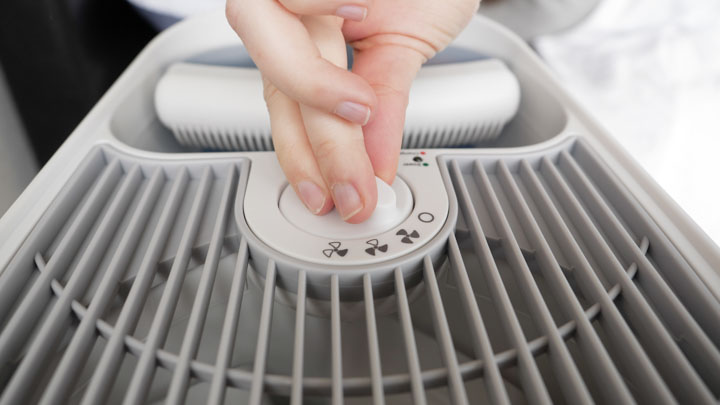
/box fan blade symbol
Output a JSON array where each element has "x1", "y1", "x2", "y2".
[
  {"x1": 323, "y1": 241, "x2": 348, "y2": 258},
  {"x1": 397, "y1": 229, "x2": 420, "y2": 244},
  {"x1": 365, "y1": 239, "x2": 388, "y2": 255}
]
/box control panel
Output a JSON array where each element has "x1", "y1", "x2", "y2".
[{"x1": 243, "y1": 151, "x2": 449, "y2": 266}]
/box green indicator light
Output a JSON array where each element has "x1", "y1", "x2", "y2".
[{"x1": 423, "y1": 163, "x2": 429, "y2": 167}]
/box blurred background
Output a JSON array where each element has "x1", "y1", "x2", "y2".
[{"x1": 0, "y1": 0, "x2": 718, "y2": 244}]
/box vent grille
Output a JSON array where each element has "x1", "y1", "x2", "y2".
[
  {"x1": 402, "y1": 121, "x2": 503, "y2": 149},
  {"x1": 169, "y1": 122, "x2": 504, "y2": 152},
  {"x1": 172, "y1": 126, "x2": 275, "y2": 152},
  {"x1": 0, "y1": 139, "x2": 718, "y2": 404},
  {"x1": 442, "y1": 140, "x2": 720, "y2": 404}
]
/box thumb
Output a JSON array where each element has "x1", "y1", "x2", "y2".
[{"x1": 350, "y1": 45, "x2": 426, "y2": 184}]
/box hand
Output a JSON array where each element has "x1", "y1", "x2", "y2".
[{"x1": 226, "y1": 0, "x2": 478, "y2": 222}]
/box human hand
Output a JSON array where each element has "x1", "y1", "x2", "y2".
[{"x1": 226, "y1": 0, "x2": 479, "y2": 222}]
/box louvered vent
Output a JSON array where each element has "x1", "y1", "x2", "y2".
[
  {"x1": 169, "y1": 122, "x2": 504, "y2": 152},
  {"x1": 0, "y1": 138, "x2": 718, "y2": 404}
]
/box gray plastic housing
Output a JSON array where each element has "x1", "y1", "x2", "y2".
[
  {"x1": 1, "y1": 11, "x2": 718, "y2": 290},
  {"x1": 0, "y1": 10, "x2": 719, "y2": 405}
]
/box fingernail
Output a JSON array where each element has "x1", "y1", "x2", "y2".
[
  {"x1": 297, "y1": 181, "x2": 326, "y2": 215},
  {"x1": 332, "y1": 183, "x2": 363, "y2": 220},
  {"x1": 334, "y1": 101, "x2": 371, "y2": 126},
  {"x1": 335, "y1": 5, "x2": 367, "y2": 22}
]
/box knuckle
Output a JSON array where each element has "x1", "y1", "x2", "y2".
[
  {"x1": 305, "y1": 79, "x2": 325, "y2": 100},
  {"x1": 370, "y1": 82, "x2": 409, "y2": 106},
  {"x1": 313, "y1": 134, "x2": 363, "y2": 163},
  {"x1": 275, "y1": 140, "x2": 312, "y2": 181},
  {"x1": 225, "y1": 0, "x2": 242, "y2": 29},
  {"x1": 226, "y1": 0, "x2": 262, "y2": 39},
  {"x1": 370, "y1": 82, "x2": 404, "y2": 98},
  {"x1": 301, "y1": 73, "x2": 332, "y2": 103},
  {"x1": 277, "y1": 0, "x2": 304, "y2": 13},
  {"x1": 262, "y1": 80, "x2": 283, "y2": 107},
  {"x1": 274, "y1": 139, "x2": 298, "y2": 162},
  {"x1": 312, "y1": 138, "x2": 343, "y2": 162}
]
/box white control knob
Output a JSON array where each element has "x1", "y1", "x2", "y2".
[{"x1": 279, "y1": 177, "x2": 413, "y2": 240}]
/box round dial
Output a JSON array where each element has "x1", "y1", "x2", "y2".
[
  {"x1": 279, "y1": 177, "x2": 413, "y2": 240},
  {"x1": 243, "y1": 151, "x2": 449, "y2": 267}
]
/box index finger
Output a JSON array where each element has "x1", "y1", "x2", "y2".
[
  {"x1": 299, "y1": 16, "x2": 378, "y2": 223},
  {"x1": 226, "y1": 0, "x2": 377, "y2": 124}
]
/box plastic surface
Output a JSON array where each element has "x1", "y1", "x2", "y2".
[
  {"x1": 154, "y1": 59, "x2": 521, "y2": 151},
  {"x1": 279, "y1": 176, "x2": 413, "y2": 240},
  {"x1": 1, "y1": 139, "x2": 719, "y2": 405},
  {"x1": 243, "y1": 151, "x2": 449, "y2": 267},
  {"x1": 1, "y1": 10, "x2": 720, "y2": 405}
]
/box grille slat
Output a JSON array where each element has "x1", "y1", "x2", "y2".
[
  {"x1": 248, "y1": 261, "x2": 276, "y2": 405},
  {"x1": 208, "y1": 237, "x2": 250, "y2": 405},
  {"x1": 331, "y1": 275, "x2": 343, "y2": 405},
  {"x1": 290, "y1": 270, "x2": 307, "y2": 405},
  {"x1": 394, "y1": 268, "x2": 427, "y2": 405},
  {"x1": 363, "y1": 274, "x2": 385, "y2": 405},
  {"x1": 423, "y1": 256, "x2": 470, "y2": 404}
]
